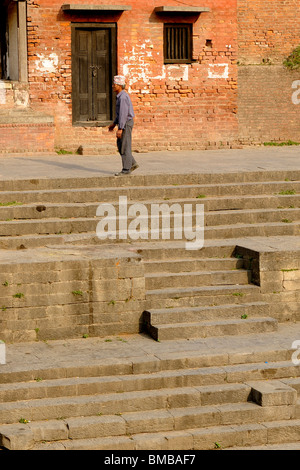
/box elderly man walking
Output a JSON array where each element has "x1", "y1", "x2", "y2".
[{"x1": 108, "y1": 75, "x2": 139, "y2": 176}]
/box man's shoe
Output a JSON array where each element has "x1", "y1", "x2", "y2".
[
  {"x1": 130, "y1": 163, "x2": 139, "y2": 172},
  {"x1": 115, "y1": 169, "x2": 130, "y2": 176}
]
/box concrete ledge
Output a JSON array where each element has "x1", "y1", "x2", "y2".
[
  {"x1": 155, "y1": 6, "x2": 210, "y2": 13},
  {"x1": 62, "y1": 4, "x2": 132, "y2": 11}
]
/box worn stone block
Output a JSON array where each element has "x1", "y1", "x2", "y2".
[{"x1": 248, "y1": 380, "x2": 297, "y2": 407}]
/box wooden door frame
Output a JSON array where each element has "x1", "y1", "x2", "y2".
[{"x1": 71, "y1": 23, "x2": 117, "y2": 127}]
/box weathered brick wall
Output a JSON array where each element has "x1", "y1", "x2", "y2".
[
  {"x1": 0, "y1": 122, "x2": 55, "y2": 154},
  {"x1": 238, "y1": 66, "x2": 300, "y2": 144},
  {"x1": 26, "y1": 0, "x2": 238, "y2": 152},
  {"x1": 237, "y1": 0, "x2": 300, "y2": 143},
  {"x1": 238, "y1": 0, "x2": 300, "y2": 65}
]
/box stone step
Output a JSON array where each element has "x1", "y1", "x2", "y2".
[
  {"x1": 144, "y1": 257, "x2": 245, "y2": 273},
  {"x1": 0, "y1": 375, "x2": 251, "y2": 406},
  {"x1": 0, "y1": 385, "x2": 246, "y2": 425},
  {"x1": 0, "y1": 219, "x2": 299, "y2": 249},
  {"x1": 146, "y1": 317, "x2": 278, "y2": 341},
  {"x1": 146, "y1": 290, "x2": 265, "y2": 311},
  {"x1": 136, "y1": 242, "x2": 237, "y2": 261},
  {"x1": 28, "y1": 419, "x2": 300, "y2": 450},
  {"x1": 146, "y1": 283, "x2": 261, "y2": 301},
  {"x1": 0, "y1": 180, "x2": 299, "y2": 205},
  {"x1": 1, "y1": 400, "x2": 298, "y2": 450},
  {"x1": 247, "y1": 380, "x2": 297, "y2": 407},
  {"x1": 0, "y1": 339, "x2": 293, "y2": 385},
  {"x1": 282, "y1": 378, "x2": 300, "y2": 395},
  {"x1": 1, "y1": 170, "x2": 300, "y2": 192},
  {"x1": 146, "y1": 290, "x2": 300, "y2": 322},
  {"x1": 143, "y1": 302, "x2": 271, "y2": 324},
  {"x1": 230, "y1": 442, "x2": 300, "y2": 450},
  {"x1": 207, "y1": 208, "x2": 300, "y2": 226},
  {"x1": 0, "y1": 207, "x2": 299, "y2": 238},
  {"x1": 145, "y1": 269, "x2": 252, "y2": 290},
  {"x1": 0, "y1": 194, "x2": 299, "y2": 221}
]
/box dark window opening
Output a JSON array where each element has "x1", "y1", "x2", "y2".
[
  {"x1": 164, "y1": 24, "x2": 192, "y2": 64},
  {"x1": 0, "y1": 0, "x2": 28, "y2": 82}
]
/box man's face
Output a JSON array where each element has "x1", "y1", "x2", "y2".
[{"x1": 113, "y1": 83, "x2": 123, "y2": 94}]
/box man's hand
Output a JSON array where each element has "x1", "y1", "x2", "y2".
[
  {"x1": 108, "y1": 124, "x2": 115, "y2": 132},
  {"x1": 116, "y1": 129, "x2": 123, "y2": 139}
]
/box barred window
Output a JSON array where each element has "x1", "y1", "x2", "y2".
[{"x1": 164, "y1": 24, "x2": 192, "y2": 64}]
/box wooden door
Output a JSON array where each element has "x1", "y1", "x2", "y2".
[{"x1": 72, "y1": 25, "x2": 116, "y2": 125}]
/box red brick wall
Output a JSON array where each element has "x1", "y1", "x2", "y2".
[
  {"x1": 0, "y1": 123, "x2": 55, "y2": 153},
  {"x1": 26, "y1": 0, "x2": 238, "y2": 153},
  {"x1": 237, "y1": 0, "x2": 300, "y2": 144},
  {"x1": 238, "y1": 0, "x2": 300, "y2": 65},
  {"x1": 238, "y1": 66, "x2": 300, "y2": 144}
]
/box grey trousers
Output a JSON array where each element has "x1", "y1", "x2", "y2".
[{"x1": 117, "y1": 119, "x2": 137, "y2": 171}]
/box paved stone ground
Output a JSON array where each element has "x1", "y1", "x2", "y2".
[
  {"x1": 0, "y1": 145, "x2": 299, "y2": 180},
  {"x1": 1, "y1": 321, "x2": 300, "y2": 377}
]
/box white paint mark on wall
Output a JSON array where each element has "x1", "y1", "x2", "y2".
[
  {"x1": 208, "y1": 63, "x2": 229, "y2": 79},
  {"x1": 292, "y1": 80, "x2": 300, "y2": 105},
  {"x1": 123, "y1": 42, "x2": 152, "y2": 93},
  {"x1": 35, "y1": 53, "x2": 59, "y2": 73},
  {"x1": 123, "y1": 40, "x2": 190, "y2": 91}
]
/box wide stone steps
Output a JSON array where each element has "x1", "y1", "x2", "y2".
[
  {"x1": 1, "y1": 221, "x2": 299, "y2": 250},
  {"x1": 2, "y1": 401, "x2": 298, "y2": 450},
  {"x1": 0, "y1": 361, "x2": 299, "y2": 450},
  {"x1": 0, "y1": 221, "x2": 298, "y2": 250},
  {"x1": 6, "y1": 361, "x2": 300, "y2": 404},
  {"x1": 0, "y1": 195, "x2": 299, "y2": 221},
  {"x1": 2, "y1": 170, "x2": 300, "y2": 191},
  {"x1": 0, "y1": 208, "x2": 299, "y2": 235},
  {"x1": 1, "y1": 180, "x2": 299, "y2": 204},
  {"x1": 1, "y1": 361, "x2": 299, "y2": 421},
  {"x1": 0, "y1": 171, "x2": 299, "y2": 249},
  {"x1": 0, "y1": 169, "x2": 299, "y2": 449},
  {"x1": 29, "y1": 419, "x2": 300, "y2": 450}
]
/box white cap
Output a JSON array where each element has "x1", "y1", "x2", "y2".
[{"x1": 114, "y1": 75, "x2": 126, "y2": 86}]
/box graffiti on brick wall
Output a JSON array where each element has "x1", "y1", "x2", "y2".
[
  {"x1": 292, "y1": 80, "x2": 300, "y2": 104},
  {"x1": 35, "y1": 53, "x2": 59, "y2": 74},
  {"x1": 122, "y1": 40, "x2": 189, "y2": 92}
]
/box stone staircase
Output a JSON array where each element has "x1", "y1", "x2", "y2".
[
  {"x1": 0, "y1": 171, "x2": 299, "y2": 249},
  {"x1": 0, "y1": 167, "x2": 300, "y2": 449},
  {"x1": 0, "y1": 335, "x2": 300, "y2": 450},
  {"x1": 142, "y1": 244, "x2": 277, "y2": 341}
]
